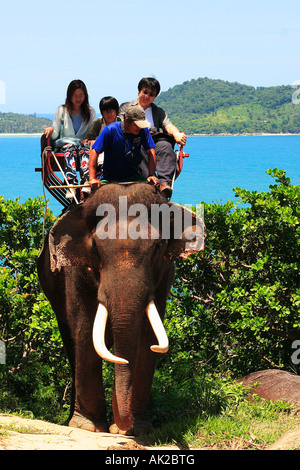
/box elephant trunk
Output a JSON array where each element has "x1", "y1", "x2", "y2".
[{"x1": 92, "y1": 301, "x2": 169, "y2": 364}]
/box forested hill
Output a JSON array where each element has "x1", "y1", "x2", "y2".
[
  {"x1": 1, "y1": 78, "x2": 300, "y2": 135},
  {"x1": 155, "y1": 77, "x2": 300, "y2": 135},
  {"x1": 0, "y1": 112, "x2": 52, "y2": 134}
]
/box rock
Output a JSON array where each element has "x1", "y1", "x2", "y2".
[
  {"x1": 267, "y1": 425, "x2": 300, "y2": 450},
  {"x1": 238, "y1": 369, "x2": 300, "y2": 406},
  {"x1": 238, "y1": 370, "x2": 300, "y2": 450}
]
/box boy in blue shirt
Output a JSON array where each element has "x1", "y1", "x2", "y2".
[{"x1": 89, "y1": 106, "x2": 158, "y2": 189}]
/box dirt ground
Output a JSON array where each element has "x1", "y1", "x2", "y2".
[
  {"x1": 1, "y1": 413, "x2": 300, "y2": 451},
  {"x1": 0, "y1": 414, "x2": 181, "y2": 451}
]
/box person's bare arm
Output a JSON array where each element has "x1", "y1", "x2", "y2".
[
  {"x1": 146, "y1": 148, "x2": 158, "y2": 186},
  {"x1": 88, "y1": 148, "x2": 100, "y2": 189},
  {"x1": 165, "y1": 123, "x2": 187, "y2": 146},
  {"x1": 44, "y1": 127, "x2": 54, "y2": 138}
]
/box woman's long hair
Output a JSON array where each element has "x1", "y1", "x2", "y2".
[{"x1": 65, "y1": 79, "x2": 91, "y2": 123}]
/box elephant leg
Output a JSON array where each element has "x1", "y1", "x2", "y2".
[
  {"x1": 52, "y1": 270, "x2": 108, "y2": 433},
  {"x1": 56, "y1": 311, "x2": 108, "y2": 432},
  {"x1": 69, "y1": 325, "x2": 108, "y2": 432}
]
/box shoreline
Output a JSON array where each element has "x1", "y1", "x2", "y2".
[
  {"x1": 0, "y1": 132, "x2": 300, "y2": 138},
  {"x1": 190, "y1": 132, "x2": 300, "y2": 137},
  {"x1": 0, "y1": 133, "x2": 41, "y2": 137}
]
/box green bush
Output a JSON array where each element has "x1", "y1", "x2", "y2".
[
  {"x1": 0, "y1": 196, "x2": 70, "y2": 421},
  {"x1": 1, "y1": 169, "x2": 300, "y2": 424},
  {"x1": 162, "y1": 168, "x2": 300, "y2": 385}
]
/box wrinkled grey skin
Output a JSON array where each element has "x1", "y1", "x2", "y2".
[{"x1": 37, "y1": 182, "x2": 205, "y2": 435}]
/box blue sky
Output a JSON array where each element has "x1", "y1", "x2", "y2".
[{"x1": 1, "y1": 0, "x2": 300, "y2": 114}]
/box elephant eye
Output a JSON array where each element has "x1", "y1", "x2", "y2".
[{"x1": 152, "y1": 240, "x2": 165, "y2": 258}]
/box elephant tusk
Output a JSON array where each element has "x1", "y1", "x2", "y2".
[
  {"x1": 93, "y1": 303, "x2": 129, "y2": 365},
  {"x1": 146, "y1": 301, "x2": 169, "y2": 354}
]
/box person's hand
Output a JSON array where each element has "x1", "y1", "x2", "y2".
[
  {"x1": 44, "y1": 127, "x2": 54, "y2": 139},
  {"x1": 89, "y1": 178, "x2": 100, "y2": 190},
  {"x1": 147, "y1": 175, "x2": 159, "y2": 186},
  {"x1": 174, "y1": 132, "x2": 187, "y2": 146}
]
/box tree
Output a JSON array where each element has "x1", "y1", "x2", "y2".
[
  {"x1": 164, "y1": 169, "x2": 300, "y2": 379},
  {"x1": 0, "y1": 196, "x2": 70, "y2": 421}
]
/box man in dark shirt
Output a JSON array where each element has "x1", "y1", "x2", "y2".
[{"x1": 118, "y1": 77, "x2": 187, "y2": 198}]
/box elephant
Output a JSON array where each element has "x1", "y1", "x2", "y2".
[{"x1": 37, "y1": 181, "x2": 205, "y2": 436}]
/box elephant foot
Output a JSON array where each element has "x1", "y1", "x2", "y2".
[
  {"x1": 109, "y1": 420, "x2": 152, "y2": 437},
  {"x1": 69, "y1": 411, "x2": 108, "y2": 433}
]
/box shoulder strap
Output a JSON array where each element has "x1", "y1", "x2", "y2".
[
  {"x1": 122, "y1": 132, "x2": 142, "y2": 175},
  {"x1": 59, "y1": 106, "x2": 65, "y2": 139}
]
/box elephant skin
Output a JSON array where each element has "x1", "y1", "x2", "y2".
[{"x1": 37, "y1": 182, "x2": 205, "y2": 435}]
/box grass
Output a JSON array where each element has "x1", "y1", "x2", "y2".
[
  {"x1": 2, "y1": 374, "x2": 300, "y2": 450},
  {"x1": 0, "y1": 422, "x2": 47, "y2": 435},
  {"x1": 1, "y1": 395, "x2": 299, "y2": 450},
  {"x1": 145, "y1": 399, "x2": 300, "y2": 450},
  {"x1": 143, "y1": 374, "x2": 300, "y2": 450}
]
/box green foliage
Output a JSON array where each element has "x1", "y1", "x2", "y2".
[
  {"x1": 1, "y1": 171, "x2": 300, "y2": 432},
  {"x1": 0, "y1": 196, "x2": 69, "y2": 421},
  {"x1": 0, "y1": 112, "x2": 52, "y2": 134},
  {"x1": 148, "y1": 375, "x2": 298, "y2": 448},
  {"x1": 162, "y1": 168, "x2": 300, "y2": 383},
  {"x1": 155, "y1": 77, "x2": 300, "y2": 134}
]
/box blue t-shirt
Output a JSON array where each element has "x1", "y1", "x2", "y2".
[
  {"x1": 92, "y1": 121, "x2": 155, "y2": 180},
  {"x1": 71, "y1": 114, "x2": 83, "y2": 134}
]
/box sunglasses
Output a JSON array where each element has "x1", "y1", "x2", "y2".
[
  {"x1": 141, "y1": 89, "x2": 156, "y2": 97},
  {"x1": 103, "y1": 109, "x2": 116, "y2": 114}
]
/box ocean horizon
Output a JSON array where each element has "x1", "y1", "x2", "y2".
[{"x1": 0, "y1": 134, "x2": 299, "y2": 216}]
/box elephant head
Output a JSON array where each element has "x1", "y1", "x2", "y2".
[{"x1": 38, "y1": 182, "x2": 205, "y2": 435}]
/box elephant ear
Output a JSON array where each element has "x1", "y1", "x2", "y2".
[
  {"x1": 49, "y1": 204, "x2": 93, "y2": 272},
  {"x1": 165, "y1": 202, "x2": 206, "y2": 261}
]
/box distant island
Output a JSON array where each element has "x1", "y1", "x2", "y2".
[
  {"x1": 155, "y1": 77, "x2": 300, "y2": 135},
  {"x1": 0, "y1": 112, "x2": 52, "y2": 134},
  {"x1": 1, "y1": 77, "x2": 300, "y2": 135}
]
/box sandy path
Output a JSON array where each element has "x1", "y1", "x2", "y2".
[{"x1": 0, "y1": 414, "x2": 183, "y2": 451}]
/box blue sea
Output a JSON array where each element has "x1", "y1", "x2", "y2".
[{"x1": 0, "y1": 134, "x2": 299, "y2": 216}]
